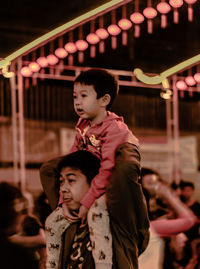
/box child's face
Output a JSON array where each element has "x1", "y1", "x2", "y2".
[
  {"x1": 73, "y1": 82, "x2": 106, "y2": 125},
  {"x1": 59, "y1": 167, "x2": 89, "y2": 210}
]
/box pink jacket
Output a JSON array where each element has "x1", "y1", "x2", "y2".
[{"x1": 69, "y1": 111, "x2": 139, "y2": 209}]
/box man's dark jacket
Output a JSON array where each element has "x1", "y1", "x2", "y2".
[{"x1": 40, "y1": 142, "x2": 150, "y2": 269}]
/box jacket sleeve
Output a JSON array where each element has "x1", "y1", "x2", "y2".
[
  {"x1": 39, "y1": 155, "x2": 65, "y2": 210},
  {"x1": 80, "y1": 124, "x2": 139, "y2": 209}
]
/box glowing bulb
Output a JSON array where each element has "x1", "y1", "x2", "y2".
[
  {"x1": 157, "y1": 2, "x2": 171, "y2": 14},
  {"x1": 86, "y1": 33, "x2": 100, "y2": 44},
  {"x1": 107, "y1": 24, "x2": 121, "y2": 36},
  {"x1": 185, "y1": 76, "x2": 196, "y2": 86},
  {"x1": 194, "y1": 73, "x2": 200, "y2": 83},
  {"x1": 95, "y1": 28, "x2": 109, "y2": 40},
  {"x1": 37, "y1": 57, "x2": 48, "y2": 68},
  {"x1": 130, "y1": 12, "x2": 144, "y2": 24},
  {"x1": 55, "y1": 48, "x2": 68, "y2": 59},
  {"x1": 21, "y1": 66, "x2": 32, "y2": 77},
  {"x1": 75, "y1": 40, "x2": 88, "y2": 51},
  {"x1": 130, "y1": 12, "x2": 145, "y2": 37},
  {"x1": 64, "y1": 42, "x2": 77, "y2": 53},
  {"x1": 160, "y1": 89, "x2": 173, "y2": 99},
  {"x1": 29, "y1": 62, "x2": 40, "y2": 72},
  {"x1": 143, "y1": 7, "x2": 157, "y2": 19},
  {"x1": 118, "y1": 19, "x2": 132, "y2": 30},
  {"x1": 169, "y1": 0, "x2": 183, "y2": 8},
  {"x1": 46, "y1": 54, "x2": 59, "y2": 65},
  {"x1": 176, "y1": 80, "x2": 187, "y2": 90},
  {"x1": 156, "y1": 2, "x2": 171, "y2": 28}
]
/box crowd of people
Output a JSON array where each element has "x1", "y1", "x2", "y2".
[
  {"x1": 1, "y1": 68, "x2": 199, "y2": 269},
  {"x1": 1, "y1": 167, "x2": 199, "y2": 269},
  {"x1": 139, "y1": 168, "x2": 200, "y2": 269}
]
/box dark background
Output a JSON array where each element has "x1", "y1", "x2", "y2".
[{"x1": 1, "y1": 0, "x2": 200, "y2": 73}]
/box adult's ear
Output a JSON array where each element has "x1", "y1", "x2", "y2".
[{"x1": 102, "y1": 94, "x2": 111, "y2": 107}]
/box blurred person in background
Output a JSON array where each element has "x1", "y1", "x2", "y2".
[
  {"x1": 0, "y1": 182, "x2": 40, "y2": 269},
  {"x1": 9, "y1": 196, "x2": 47, "y2": 268},
  {"x1": 139, "y1": 168, "x2": 197, "y2": 269},
  {"x1": 176, "y1": 180, "x2": 200, "y2": 266},
  {"x1": 20, "y1": 215, "x2": 46, "y2": 269},
  {"x1": 179, "y1": 181, "x2": 200, "y2": 240},
  {"x1": 186, "y1": 240, "x2": 200, "y2": 269},
  {"x1": 34, "y1": 191, "x2": 52, "y2": 228}
]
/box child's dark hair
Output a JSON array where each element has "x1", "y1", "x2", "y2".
[
  {"x1": 74, "y1": 68, "x2": 119, "y2": 110},
  {"x1": 58, "y1": 150, "x2": 100, "y2": 185}
]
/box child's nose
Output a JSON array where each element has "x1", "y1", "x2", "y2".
[{"x1": 74, "y1": 97, "x2": 81, "y2": 105}]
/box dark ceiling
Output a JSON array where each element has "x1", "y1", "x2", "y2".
[{"x1": 1, "y1": 0, "x2": 200, "y2": 74}]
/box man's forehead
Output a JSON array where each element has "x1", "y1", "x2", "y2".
[{"x1": 60, "y1": 166, "x2": 81, "y2": 175}]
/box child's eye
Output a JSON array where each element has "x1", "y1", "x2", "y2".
[
  {"x1": 81, "y1": 94, "x2": 87, "y2": 98},
  {"x1": 73, "y1": 95, "x2": 77, "y2": 99},
  {"x1": 68, "y1": 179, "x2": 75, "y2": 183}
]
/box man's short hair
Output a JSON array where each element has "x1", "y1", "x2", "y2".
[
  {"x1": 74, "y1": 68, "x2": 119, "y2": 110},
  {"x1": 58, "y1": 150, "x2": 100, "y2": 185},
  {"x1": 140, "y1": 167, "x2": 159, "y2": 180},
  {"x1": 180, "y1": 180, "x2": 195, "y2": 190}
]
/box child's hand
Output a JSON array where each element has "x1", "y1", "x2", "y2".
[
  {"x1": 78, "y1": 205, "x2": 89, "y2": 227},
  {"x1": 62, "y1": 203, "x2": 79, "y2": 224}
]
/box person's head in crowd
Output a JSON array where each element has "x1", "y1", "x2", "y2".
[
  {"x1": 179, "y1": 180, "x2": 195, "y2": 203},
  {"x1": 21, "y1": 215, "x2": 42, "y2": 236},
  {"x1": 140, "y1": 168, "x2": 168, "y2": 220},
  {"x1": 58, "y1": 150, "x2": 100, "y2": 211},
  {"x1": 0, "y1": 182, "x2": 27, "y2": 236},
  {"x1": 140, "y1": 168, "x2": 161, "y2": 194}
]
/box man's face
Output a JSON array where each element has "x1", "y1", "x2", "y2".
[
  {"x1": 181, "y1": 186, "x2": 194, "y2": 201},
  {"x1": 59, "y1": 167, "x2": 89, "y2": 210},
  {"x1": 142, "y1": 174, "x2": 159, "y2": 195}
]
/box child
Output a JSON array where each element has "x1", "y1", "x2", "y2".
[{"x1": 44, "y1": 68, "x2": 140, "y2": 268}]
